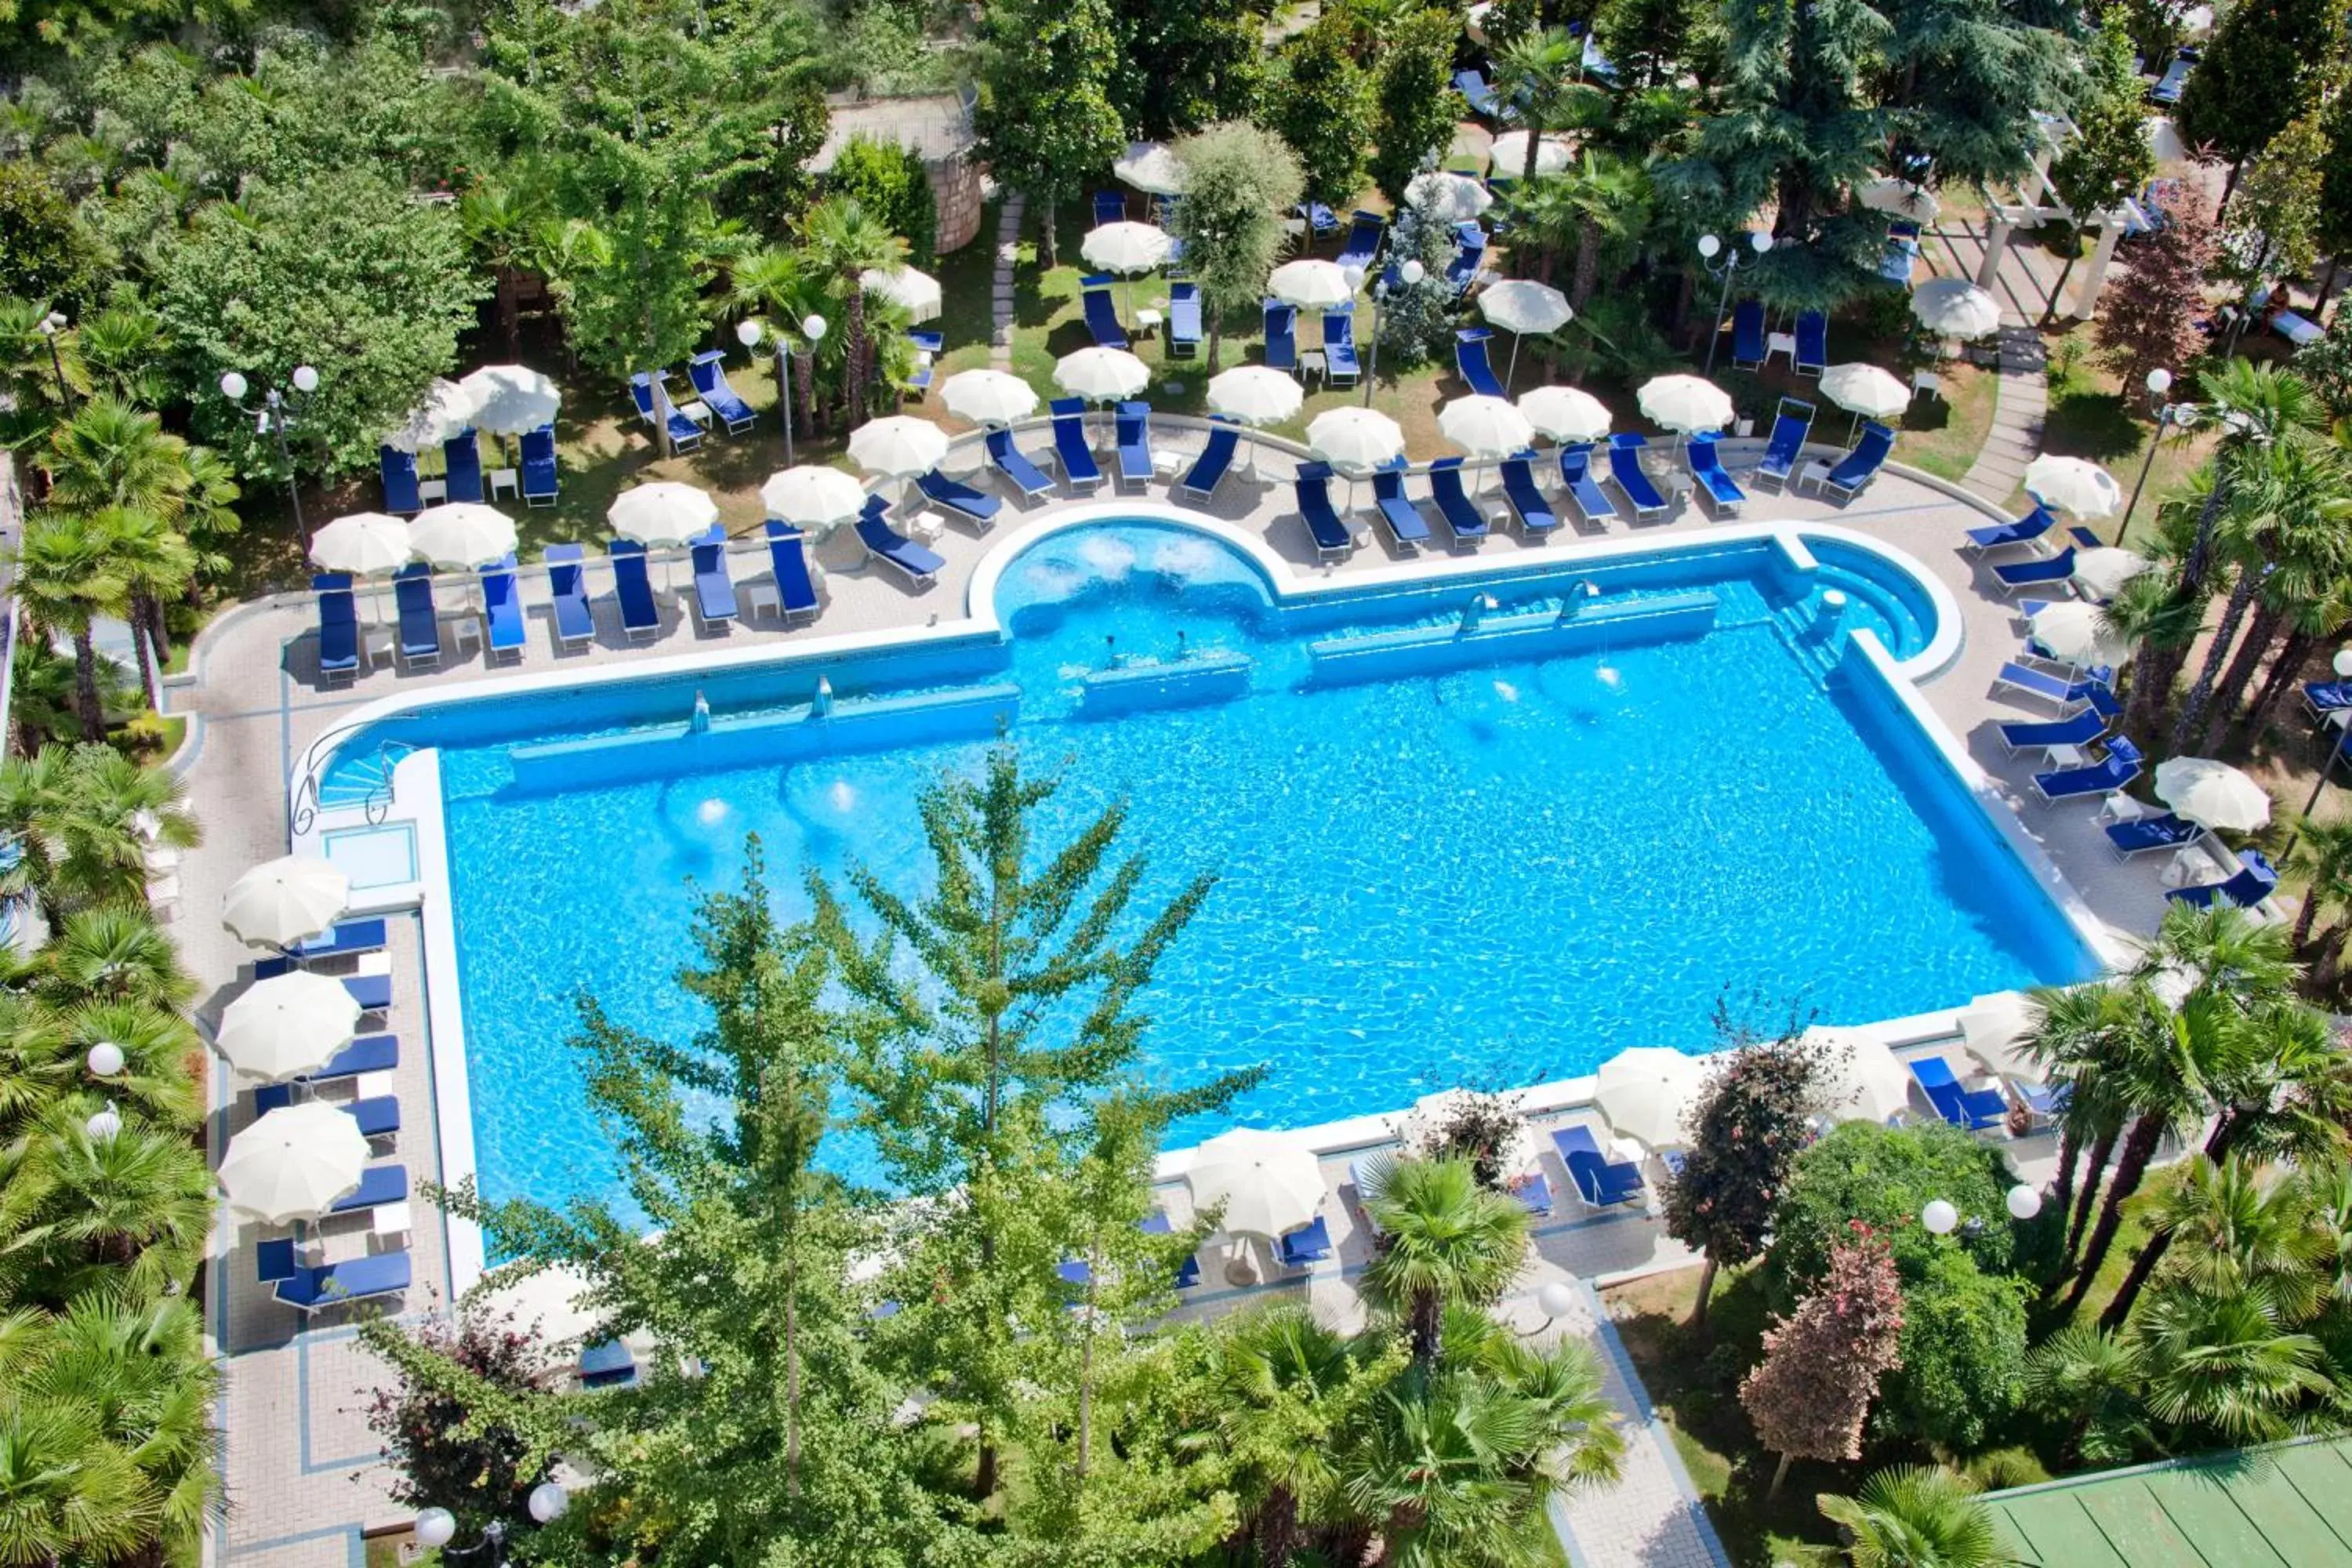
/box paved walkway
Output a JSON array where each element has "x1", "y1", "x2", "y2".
[
  {"x1": 1925, "y1": 218, "x2": 2059, "y2": 506},
  {"x1": 989, "y1": 192, "x2": 1024, "y2": 372}
]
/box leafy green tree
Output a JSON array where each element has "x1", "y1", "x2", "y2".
[
  {"x1": 976, "y1": 0, "x2": 1129, "y2": 267},
  {"x1": 1662, "y1": 1017, "x2": 1820, "y2": 1330},
  {"x1": 1817, "y1": 1465, "x2": 2013, "y2": 1568},
  {"x1": 2315, "y1": 85, "x2": 2352, "y2": 310},
  {"x1": 1874, "y1": 1248, "x2": 2028, "y2": 1453},
  {"x1": 0, "y1": 162, "x2": 103, "y2": 310},
  {"x1": 1107, "y1": 0, "x2": 1266, "y2": 139},
  {"x1": 1742, "y1": 1225, "x2": 1906, "y2": 1498},
  {"x1": 2220, "y1": 110, "x2": 2330, "y2": 284},
  {"x1": 2176, "y1": 0, "x2": 2348, "y2": 214},
  {"x1": 1357, "y1": 1156, "x2": 1533, "y2": 1367},
  {"x1": 1370, "y1": 204, "x2": 1461, "y2": 371},
  {"x1": 826, "y1": 136, "x2": 938, "y2": 268},
  {"x1": 1595, "y1": 0, "x2": 1707, "y2": 90},
  {"x1": 2044, "y1": 14, "x2": 2156, "y2": 326},
  {"x1": 1167, "y1": 121, "x2": 1305, "y2": 371},
  {"x1": 360, "y1": 1305, "x2": 555, "y2": 1538},
  {"x1": 1767, "y1": 1120, "x2": 2023, "y2": 1305},
  {"x1": 1264, "y1": 16, "x2": 1370, "y2": 209},
  {"x1": 1367, "y1": 7, "x2": 1461, "y2": 209}
]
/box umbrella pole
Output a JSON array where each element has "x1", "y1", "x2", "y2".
[{"x1": 1506, "y1": 331, "x2": 1523, "y2": 393}]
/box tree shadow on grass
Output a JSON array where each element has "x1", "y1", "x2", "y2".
[{"x1": 2042, "y1": 388, "x2": 2140, "y2": 463}]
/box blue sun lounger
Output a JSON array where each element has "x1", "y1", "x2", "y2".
[
  {"x1": 379, "y1": 446, "x2": 423, "y2": 514},
  {"x1": 1821, "y1": 422, "x2": 1893, "y2": 500},
  {"x1": 391, "y1": 564, "x2": 439, "y2": 669},
  {"x1": 1793, "y1": 309, "x2": 1828, "y2": 376},
  {"x1": 1555, "y1": 444, "x2": 1617, "y2": 526},
  {"x1": 630, "y1": 372, "x2": 702, "y2": 452},
  {"x1": 1167, "y1": 281, "x2": 1203, "y2": 359},
  {"x1": 1607, "y1": 433, "x2": 1670, "y2": 520},
  {"x1": 1446, "y1": 225, "x2": 1486, "y2": 296},
  {"x1": 1278, "y1": 1215, "x2": 1333, "y2": 1268},
  {"x1": 1050, "y1": 399, "x2": 1105, "y2": 491},
  {"x1": 289, "y1": 920, "x2": 390, "y2": 964},
  {"x1": 916, "y1": 468, "x2": 1004, "y2": 528},
  {"x1": 1080, "y1": 278, "x2": 1129, "y2": 350},
  {"x1": 2107, "y1": 813, "x2": 2202, "y2": 858},
  {"x1": 325, "y1": 1161, "x2": 408, "y2": 1216},
  {"x1": 1427, "y1": 457, "x2": 1489, "y2": 546},
  {"x1": 270, "y1": 1248, "x2": 412, "y2": 1313},
  {"x1": 1453, "y1": 67, "x2": 1502, "y2": 118},
  {"x1": 1993, "y1": 662, "x2": 2122, "y2": 717},
  {"x1": 1730, "y1": 299, "x2": 1766, "y2": 370},
  {"x1": 344, "y1": 972, "x2": 392, "y2": 1014},
  {"x1": 545, "y1": 543, "x2": 594, "y2": 646},
  {"x1": 1324, "y1": 306, "x2": 1360, "y2": 386},
  {"x1": 1091, "y1": 189, "x2": 1126, "y2": 227},
  {"x1": 2169, "y1": 848, "x2": 2280, "y2": 909},
  {"x1": 314, "y1": 573, "x2": 359, "y2": 681},
  {"x1": 579, "y1": 1341, "x2": 637, "y2": 1388},
  {"x1": 1114, "y1": 401, "x2": 1152, "y2": 488},
  {"x1": 688, "y1": 526, "x2": 737, "y2": 629},
  {"x1": 761, "y1": 522, "x2": 820, "y2": 622},
  {"x1": 519, "y1": 423, "x2": 558, "y2": 507},
  {"x1": 904, "y1": 329, "x2": 942, "y2": 396},
  {"x1": 1686, "y1": 435, "x2": 1745, "y2": 515},
  {"x1": 2033, "y1": 735, "x2": 2142, "y2": 803},
  {"x1": 1454, "y1": 327, "x2": 1505, "y2": 397},
  {"x1": 1910, "y1": 1055, "x2": 2008, "y2": 1131},
  {"x1": 1371, "y1": 458, "x2": 1433, "y2": 550},
  {"x1": 1297, "y1": 201, "x2": 1339, "y2": 240},
  {"x1": 687, "y1": 350, "x2": 756, "y2": 433},
  {"x1": 1751, "y1": 399, "x2": 1813, "y2": 490},
  {"x1": 608, "y1": 539, "x2": 661, "y2": 641},
  {"x1": 983, "y1": 430, "x2": 1053, "y2": 500},
  {"x1": 1994, "y1": 546, "x2": 2077, "y2": 594},
  {"x1": 1965, "y1": 503, "x2": 2059, "y2": 554},
  {"x1": 1499, "y1": 452, "x2": 1559, "y2": 539},
  {"x1": 253, "y1": 1084, "x2": 398, "y2": 1138},
  {"x1": 1552, "y1": 1123, "x2": 1645, "y2": 1206},
  {"x1": 481, "y1": 553, "x2": 527, "y2": 659},
  {"x1": 1512, "y1": 1169, "x2": 1555, "y2": 1216},
  {"x1": 439, "y1": 432, "x2": 485, "y2": 504},
  {"x1": 307, "y1": 1033, "x2": 399, "y2": 1083},
  {"x1": 2304, "y1": 681, "x2": 2352, "y2": 723},
  {"x1": 1262, "y1": 300, "x2": 1298, "y2": 371},
  {"x1": 854, "y1": 497, "x2": 946, "y2": 586},
  {"x1": 1997, "y1": 707, "x2": 2108, "y2": 754},
  {"x1": 2149, "y1": 46, "x2": 2195, "y2": 104},
  {"x1": 1294, "y1": 462, "x2": 1353, "y2": 560},
  {"x1": 1179, "y1": 421, "x2": 1241, "y2": 501},
  {"x1": 1334, "y1": 210, "x2": 1385, "y2": 274}
]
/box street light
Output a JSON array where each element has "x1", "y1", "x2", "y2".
[
  {"x1": 1517, "y1": 1279, "x2": 1580, "y2": 1338},
  {"x1": 1922, "y1": 1185, "x2": 2042, "y2": 1240},
  {"x1": 220, "y1": 365, "x2": 321, "y2": 540},
  {"x1": 1696, "y1": 230, "x2": 1773, "y2": 376},
  {"x1": 2117, "y1": 367, "x2": 2185, "y2": 544},
  {"x1": 1356, "y1": 257, "x2": 1425, "y2": 408},
  {"x1": 36, "y1": 311, "x2": 71, "y2": 405},
  {"x1": 412, "y1": 1483, "x2": 569, "y2": 1566},
  {"x1": 736, "y1": 314, "x2": 829, "y2": 466},
  {"x1": 86, "y1": 1040, "x2": 125, "y2": 1078},
  {"x1": 85, "y1": 1101, "x2": 122, "y2": 1142}
]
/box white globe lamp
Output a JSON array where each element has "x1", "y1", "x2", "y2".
[
  {"x1": 802, "y1": 314, "x2": 829, "y2": 343},
  {"x1": 219, "y1": 371, "x2": 249, "y2": 401},
  {"x1": 527, "y1": 1482, "x2": 569, "y2": 1524},
  {"x1": 1697, "y1": 234, "x2": 1721, "y2": 260},
  {"x1": 2006, "y1": 1184, "x2": 2043, "y2": 1221},
  {"x1": 291, "y1": 365, "x2": 320, "y2": 394},
  {"x1": 1536, "y1": 1280, "x2": 1577, "y2": 1319},
  {"x1": 1922, "y1": 1199, "x2": 1959, "y2": 1236},
  {"x1": 1399, "y1": 259, "x2": 1426, "y2": 286},
  {"x1": 735, "y1": 318, "x2": 764, "y2": 348},
  {"x1": 85, "y1": 1102, "x2": 122, "y2": 1142},
  {"x1": 412, "y1": 1509, "x2": 457, "y2": 1550},
  {"x1": 86, "y1": 1040, "x2": 125, "y2": 1077}
]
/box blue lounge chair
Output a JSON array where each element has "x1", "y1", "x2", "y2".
[
  {"x1": 1091, "y1": 189, "x2": 1126, "y2": 227},
  {"x1": 1278, "y1": 1215, "x2": 1333, "y2": 1268},
  {"x1": 984, "y1": 430, "x2": 1054, "y2": 500},
  {"x1": 1167, "y1": 281, "x2": 1203, "y2": 359},
  {"x1": 546, "y1": 543, "x2": 594, "y2": 647},
  {"x1": 1428, "y1": 457, "x2": 1490, "y2": 546},
  {"x1": 519, "y1": 424, "x2": 558, "y2": 508},
  {"x1": 1794, "y1": 310, "x2": 1828, "y2": 376},
  {"x1": 579, "y1": 1341, "x2": 637, "y2": 1389},
  {"x1": 608, "y1": 539, "x2": 661, "y2": 641},
  {"x1": 1965, "y1": 503, "x2": 2059, "y2": 554},
  {"x1": 1820, "y1": 421, "x2": 1893, "y2": 500},
  {"x1": 1334, "y1": 210, "x2": 1385, "y2": 274},
  {"x1": 391, "y1": 564, "x2": 439, "y2": 669},
  {"x1": 1730, "y1": 299, "x2": 1766, "y2": 370},
  {"x1": 1371, "y1": 459, "x2": 1432, "y2": 550},
  {"x1": 481, "y1": 553, "x2": 526, "y2": 659},
  {"x1": 2304, "y1": 681, "x2": 2352, "y2": 723},
  {"x1": 630, "y1": 372, "x2": 703, "y2": 452},
  {"x1": 2033, "y1": 735, "x2": 2143, "y2": 803},
  {"x1": 904, "y1": 329, "x2": 942, "y2": 396},
  {"x1": 688, "y1": 525, "x2": 737, "y2": 630},
  {"x1": 1080, "y1": 278, "x2": 1129, "y2": 350},
  {"x1": 274, "y1": 1250, "x2": 411, "y2": 1313},
  {"x1": 1454, "y1": 328, "x2": 1506, "y2": 397},
  {"x1": 1324, "y1": 306, "x2": 1360, "y2": 387},
  {"x1": 853, "y1": 497, "x2": 946, "y2": 586},
  {"x1": 1910, "y1": 1056, "x2": 2009, "y2": 1131},
  {"x1": 2169, "y1": 848, "x2": 2280, "y2": 910},
  {"x1": 1752, "y1": 399, "x2": 1813, "y2": 490},
  {"x1": 916, "y1": 468, "x2": 1004, "y2": 528},
  {"x1": 1297, "y1": 201, "x2": 1340, "y2": 243},
  {"x1": 1453, "y1": 67, "x2": 1502, "y2": 118},
  {"x1": 1262, "y1": 300, "x2": 1298, "y2": 371},
  {"x1": 1512, "y1": 1169, "x2": 1555, "y2": 1217},
  {"x1": 1050, "y1": 398, "x2": 1105, "y2": 491},
  {"x1": 307, "y1": 1033, "x2": 398, "y2": 1083},
  {"x1": 2149, "y1": 46, "x2": 2194, "y2": 105},
  {"x1": 257, "y1": 1084, "x2": 400, "y2": 1137},
  {"x1": 379, "y1": 447, "x2": 423, "y2": 515},
  {"x1": 325, "y1": 1161, "x2": 408, "y2": 1216},
  {"x1": 1997, "y1": 707, "x2": 2108, "y2": 754},
  {"x1": 1114, "y1": 401, "x2": 1152, "y2": 488},
  {"x1": 314, "y1": 573, "x2": 360, "y2": 682},
  {"x1": 1607, "y1": 433, "x2": 1670, "y2": 520},
  {"x1": 1686, "y1": 435, "x2": 1745, "y2": 515},
  {"x1": 1992, "y1": 662, "x2": 2123, "y2": 717},
  {"x1": 2107, "y1": 813, "x2": 2203, "y2": 858},
  {"x1": 687, "y1": 350, "x2": 756, "y2": 433},
  {"x1": 1138, "y1": 1209, "x2": 1202, "y2": 1289},
  {"x1": 1556, "y1": 444, "x2": 1618, "y2": 527},
  {"x1": 1294, "y1": 462, "x2": 1353, "y2": 559},
  {"x1": 1552, "y1": 1124, "x2": 1645, "y2": 1206},
  {"x1": 1580, "y1": 30, "x2": 1618, "y2": 83},
  {"x1": 344, "y1": 974, "x2": 392, "y2": 1014},
  {"x1": 440, "y1": 432, "x2": 485, "y2": 505},
  {"x1": 1445, "y1": 226, "x2": 1486, "y2": 296},
  {"x1": 1179, "y1": 421, "x2": 1241, "y2": 501},
  {"x1": 761, "y1": 522, "x2": 820, "y2": 623},
  {"x1": 1881, "y1": 226, "x2": 1922, "y2": 286},
  {"x1": 289, "y1": 920, "x2": 389, "y2": 964},
  {"x1": 1993, "y1": 546, "x2": 2077, "y2": 594},
  {"x1": 1499, "y1": 452, "x2": 1559, "y2": 539}
]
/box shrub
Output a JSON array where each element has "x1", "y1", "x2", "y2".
[
  {"x1": 827, "y1": 135, "x2": 938, "y2": 267},
  {"x1": 1764, "y1": 1120, "x2": 2019, "y2": 1312},
  {"x1": 1405, "y1": 1091, "x2": 1526, "y2": 1190},
  {"x1": 361, "y1": 1303, "x2": 556, "y2": 1535},
  {"x1": 1872, "y1": 1248, "x2": 2030, "y2": 1454}
]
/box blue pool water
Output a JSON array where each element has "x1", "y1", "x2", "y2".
[{"x1": 383, "y1": 521, "x2": 2096, "y2": 1216}]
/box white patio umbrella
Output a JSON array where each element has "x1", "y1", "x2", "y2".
[
  {"x1": 2155, "y1": 757, "x2": 2273, "y2": 832},
  {"x1": 408, "y1": 503, "x2": 518, "y2": 568},
  {"x1": 216, "y1": 971, "x2": 361, "y2": 1084},
  {"x1": 1911, "y1": 278, "x2": 2002, "y2": 340},
  {"x1": 1113, "y1": 140, "x2": 1187, "y2": 195},
  {"x1": 608, "y1": 481, "x2": 719, "y2": 546},
  {"x1": 1817, "y1": 363, "x2": 1911, "y2": 434},
  {"x1": 938, "y1": 368, "x2": 1038, "y2": 428},
  {"x1": 2024, "y1": 455, "x2": 2122, "y2": 519},
  {"x1": 1859, "y1": 177, "x2": 1940, "y2": 225},
  {"x1": 457, "y1": 365, "x2": 562, "y2": 434},
  {"x1": 1083, "y1": 221, "x2": 1173, "y2": 322},
  {"x1": 1518, "y1": 385, "x2": 1613, "y2": 444},
  {"x1": 1207, "y1": 366, "x2": 1303, "y2": 477},
  {"x1": 223, "y1": 855, "x2": 350, "y2": 949},
  {"x1": 1593, "y1": 1047, "x2": 1708, "y2": 1149},
  {"x1": 2030, "y1": 601, "x2": 2131, "y2": 669},
  {"x1": 1636, "y1": 373, "x2": 1734, "y2": 435},
  {"x1": 1958, "y1": 993, "x2": 2038, "y2": 1079},
  {"x1": 861, "y1": 265, "x2": 942, "y2": 324},
  {"x1": 760, "y1": 466, "x2": 867, "y2": 532},
  {"x1": 309, "y1": 513, "x2": 412, "y2": 579},
  {"x1": 1439, "y1": 394, "x2": 1534, "y2": 458},
  {"x1": 1267, "y1": 258, "x2": 1356, "y2": 311},
  {"x1": 2074, "y1": 546, "x2": 2153, "y2": 599},
  {"x1": 1490, "y1": 131, "x2": 1573, "y2": 176},
  {"x1": 1479, "y1": 279, "x2": 1573, "y2": 386},
  {"x1": 1405, "y1": 170, "x2": 1493, "y2": 223},
  {"x1": 384, "y1": 379, "x2": 481, "y2": 453},
  {"x1": 844, "y1": 415, "x2": 951, "y2": 480},
  {"x1": 219, "y1": 1101, "x2": 371, "y2": 1225},
  {"x1": 1395, "y1": 1089, "x2": 1544, "y2": 1174},
  {"x1": 1053, "y1": 348, "x2": 1151, "y2": 438},
  {"x1": 1185, "y1": 1127, "x2": 1326, "y2": 1238},
  {"x1": 1308, "y1": 406, "x2": 1404, "y2": 515},
  {"x1": 1808, "y1": 1027, "x2": 1914, "y2": 1123}
]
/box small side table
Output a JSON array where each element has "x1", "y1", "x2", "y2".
[
  {"x1": 1911, "y1": 368, "x2": 1942, "y2": 402},
  {"x1": 1798, "y1": 458, "x2": 1835, "y2": 494},
  {"x1": 902, "y1": 510, "x2": 946, "y2": 544},
  {"x1": 372, "y1": 1201, "x2": 412, "y2": 1249},
  {"x1": 1766, "y1": 330, "x2": 1795, "y2": 365},
  {"x1": 1136, "y1": 307, "x2": 1163, "y2": 336},
  {"x1": 1301, "y1": 349, "x2": 1327, "y2": 384},
  {"x1": 679, "y1": 400, "x2": 714, "y2": 429},
  {"x1": 489, "y1": 467, "x2": 519, "y2": 502},
  {"x1": 417, "y1": 479, "x2": 448, "y2": 507},
  {"x1": 742, "y1": 581, "x2": 780, "y2": 622}
]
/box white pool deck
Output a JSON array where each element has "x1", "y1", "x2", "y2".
[{"x1": 178, "y1": 423, "x2": 2183, "y2": 1568}]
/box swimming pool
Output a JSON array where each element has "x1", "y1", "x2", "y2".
[{"x1": 332, "y1": 517, "x2": 2098, "y2": 1217}]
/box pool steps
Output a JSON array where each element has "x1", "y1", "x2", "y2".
[{"x1": 1304, "y1": 590, "x2": 1719, "y2": 687}]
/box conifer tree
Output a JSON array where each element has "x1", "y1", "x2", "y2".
[{"x1": 2176, "y1": 0, "x2": 2348, "y2": 215}]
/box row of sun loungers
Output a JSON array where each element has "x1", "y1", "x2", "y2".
[
  {"x1": 1726, "y1": 303, "x2": 1829, "y2": 376},
  {"x1": 379, "y1": 426, "x2": 559, "y2": 516}
]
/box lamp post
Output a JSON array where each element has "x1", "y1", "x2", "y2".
[
  {"x1": 220, "y1": 365, "x2": 320, "y2": 540},
  {"x1": 412, "y1": 1483, "x2": 569, "y2": 1567},
  {"x1": 2117, "y1": 367, "x2": 2183, "y2": 544},
  {"x1": 1922, "y1": 1185, "x2": 2043, "y2": 1243},
  {"x1": 36, "y1": 311, "x2": 71, "y2": 405},
  {"x1": 1696, "y1": 230, "x2": 1773, "y2": 376},
  {"x1": 1353, "y1": 257, "x2": 1425, "y2": 408},
  {"x1": 736, "y1": 314, "x2": 829, "y2": 466},
  {"x1": 1516, "y1": 1279, "x2": 1580, "y2": 1338}
]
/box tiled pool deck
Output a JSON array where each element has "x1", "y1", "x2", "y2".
[{"x1": 174, "y1": 426, "x2": 2169, "y2": 1567}]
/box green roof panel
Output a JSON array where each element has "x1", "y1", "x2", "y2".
[{"x1": 1987, "y1": 1437, "x2": 2352, "y2": 1568}]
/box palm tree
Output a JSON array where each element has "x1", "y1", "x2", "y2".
[
  {"x1": 2020, "y1": 982, "x2": 2140, "y2": 1275},
  {"x1": 9, "y1": 515, "x2": 130, "y2": 741},
  {"x1": 1193, "y1": 1305, "x2": 1372, "y2": 1564},
  {"x1": 0, "y1": 744, "x2": 198, "y2": 923},
  {"x1": 73, "y1": 304, "x2": 171, "y2": 408},
  {"x1": 42, "y1": 909, "x2": 196, "y2": 1010},
  {"x1": 1492, "y1": 30, "x2": 1602, "y2": 187},
  {"x1": 2131, "y1": 1282, "x2": 2336, "y2": 1444},
  {"x1": 31, "y1": 1293, "x2": 220, "y2": 1554},
  {"x1": 802, "y1": 198, "x2": 906, "y2": 426},
  {"x1": 34, "y1": 1000, "x2": 200, "y2": 1131},
  {"x1": 173, "y1": 445, "x2": 243, "y2": 589},
  {"x1": 460, "y1": 180, "x2": 551, "y2": 358},
  {"x1": 43, "y1": 397, "x2": 196, "y2": 521},
  {"x1": 2132, "y1": 901, "x2": 2299, "y2": 1012},
  {"x1": 1817, "y1": 1465, "x2": 2013, "y2": 1568},
  {"x1": 0, "y1": 1108, "x2": 214, "y2": 1305},
  {"x1": 94, "y1": 510, "x2": 194, "y2": 706},
  {"x1": 2100, "y1": 1153, "x2": 2328, "y2": 1331},
  {"x1": 2023, "y1": 1324, "x2": 2152, "y2": 1466},
  {"x1": 1504, "y1": 153, "x2": 1651, "y2": 311},
  {"x1": 1341, "y1": 1371, "x2": 1548, "y2": 1567},
  {"x1": 0, "y1": 295, "x2": 85, "y2": 423},
  {"x1": 1358, "y1": 1156, "x2": 1532, "y2": 1367},
  {"x1": 0, "y1": 1392, "x2": 158, "y2": 1568},
  {"x1": 728, "y1": 245, "x2": 832, "y2": 441}
]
